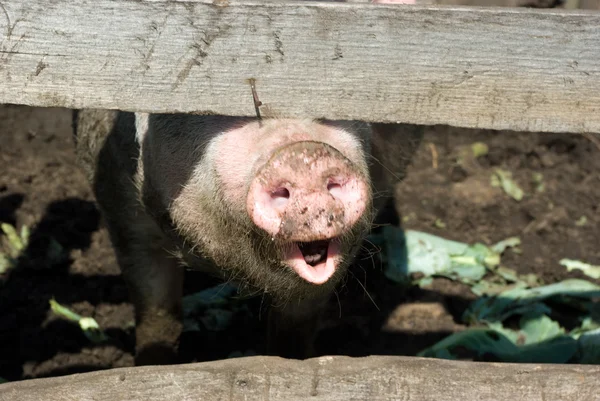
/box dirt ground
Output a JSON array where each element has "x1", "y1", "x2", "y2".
[{"x1": 0, "y1": 101, "x2": 598, "y2": 381}]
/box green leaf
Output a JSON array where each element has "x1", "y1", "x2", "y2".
[
  {"x1": 519, "y1": 314, "x2": 565, "y2": 344},
  {"x1": 486, "y1": 321, "x2": 521, "y2": 343},
  {"x1": 522, "y1": 279, "x2": 600, "y2": 298},
  {"x1": 417, "y1": 329, "x2": 518, "y2": 360},
  {"x1": 491, "y1": 237, "x2": 521, "y2": 254},
  {"x1": 50, "y1": 298, "x2": 84, "y2": 322},
  {"x1": 471, "y1": 142, "x2": 489, "y2": 158},
  {"x1": 560, "y1": 259, "x2": 600, "y2": 280},
  {"x1": 182, "y1": 283, "x2": 239, "y2": 316},
  {"x1": 434, "y1": 219, "x2": 446, "y2": 229},
  {"x1": 570, "y1": 317, "x2": 600, "y2": 338},
  {"x1": 0, "y1": 253, "x2": 10, "y2": 274},
  {"x1": 437, "y1": 263, "x2": 487, "y2": 285},
  {"x1": 46, "y1": 238, "x2": 66, "y2": 265},
  {"x1": 464, "y1": 279, "x2": 600, "y2": 323},
  {"x1": 381, "y1": 228, "x2": 522, "y2": 287},
  {"x1": 494, "y1": 266, "x2": 520, "y2": 283},
  {"x1": 1, "y1": 223, "x2": 25, "y2": 256},
  {"x1": 576, "y1": 328, "x2": 600, "y2": 364},
  {"x1": 416, "y1": 276, "x2": 433, "y2": 288},
  {"x1": 519, "y1": 273, "x2": 542, "y2": 287},
  {"x1": 49, "y1": 299, "x2": 108, "y2": 343},
  {"x1": 532, "y1": 172, "x2": 545, "y2": 193},
  {"x1": 20, "y1": 225, "x2": 30, "y2": 246},
  {"x1": 200, "y1": 308, "x2": 234, "y2": 332},
  {"x1": 509, "y1": 336, "x2": 577, "y2": 364},
  {"x1": 471, "y1": 280, "x2": 499, "y2": 296},
  {"x1": 380, "y1": 225, "x2": 410, "y2": 285},
  {"x1": 399, "y1": 229, "x2": 488, "y2": 277},
  {"x1": 182, "y1": 283, "x2": 243, "y2": 333},
  {"x1": 418, "y1": 325, "x2": 578, "y2": 364},
  {"x1": 465, "y1": 298, "x2": 552, "y2": 324},
  {"x1": 471, "y1": 281, "x2": 521, "y2": 297},
  {"x1": 491, "y1": 169, "x2": 524, "y2": 201}
]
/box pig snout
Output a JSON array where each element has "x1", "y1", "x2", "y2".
[
  {"x1": 248, "y1": 141, "x2": 369, "y2": 240},
  {"x1": 247, "y1": 141, "x2": 370, "y2": 285}
]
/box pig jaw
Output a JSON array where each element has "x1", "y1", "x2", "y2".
[{"x1": 247, "y1": 141, "x2": 371, "y2": 285}]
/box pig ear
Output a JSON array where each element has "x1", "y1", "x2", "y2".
[{"x1": 135, "y1": 112, "x2": 150, "y2": 145}]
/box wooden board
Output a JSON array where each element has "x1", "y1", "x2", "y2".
[
  {"x1": 1, "y1": 355, "x2": 599, "y2": 400},
  {"x1": 0, "y1": 1, "x2": 599, "y2": 132}
]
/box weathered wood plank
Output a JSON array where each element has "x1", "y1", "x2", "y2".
[
  {"x1": 1, "y1": 355, "x2": 599, "y2": 401},
  {"x1": 0, "y1": 1, "x2": 599, "y2": 132}
]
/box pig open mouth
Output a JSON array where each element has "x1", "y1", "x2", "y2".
[{"x1": 286, "y1": 239, "x2": 340, "y2": 284}]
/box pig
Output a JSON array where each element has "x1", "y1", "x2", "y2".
[
  {"x1": 73, "y1": 3, "x2": 422, "y2": 366},
  {"x1": 74, "y1": 111, "x2": 422, "y2": 364}
]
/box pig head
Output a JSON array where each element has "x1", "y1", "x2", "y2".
[{"x1": 139, "y1": 116, "x2": 375, "y2": 299}]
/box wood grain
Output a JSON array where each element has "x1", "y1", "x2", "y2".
[
  {"x1": 1, "y1": 355, "x2": 599, "y2": 400},
  {"x1": 0, "y1": 1, "x2": 598, "y2": 132}
]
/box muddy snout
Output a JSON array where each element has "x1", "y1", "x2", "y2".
[{"x1": 247, "y1": 141, "x2": 370, "y2": 241}]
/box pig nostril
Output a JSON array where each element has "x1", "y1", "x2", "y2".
[
  {"x1": 327, "y1": 182, "x2": 344, "y2": 199},
  {"x1": 271, "y1": 187, "x2": 290, "y2": 199},
  {"x1": 270, "y1": 187, "x2": 290, "y2": 209},
  {"x1": 327, "y1": 182, "x2": 341, "y2": 191}
]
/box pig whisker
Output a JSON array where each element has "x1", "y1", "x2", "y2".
[
  {"x1": 356, "y1": 261, "x2": 368, "y2": 284},
  {"x1": 361, "y1": 237, "x2": 381, "y2": 254},
  {"x1": 348, "y1": 270, "x2": 379, "y2": 311},
  {"x1": 365, "y1": 247, "x2": 379, "y2": 276},
  {"x1": 269, "y1": 296, "x2": 288, "y2": 310},
  {"x1": 258, "y1": 292, "x2": 267, "y2": 321},
  {"x1": 369, "y1": 221, "x2": 391, "y2": 229},
  {"x1": 371, "y1": 189, "x2": 394, "y2": 200},
  {"x1": 358, "y1": 247, "x2": 381, "y2": 262},
  {"x1": 367, "y1": 153, "x2": 402, "y2": 182},
  {"x1": 163, "y1": 247, "x2": 181, "y2": 260},
  {"x1": 223, "y1": 270, "x2": 244, "y2": 289},
  {"x1": 333, "y1": 288, "x2": 342, "y2": 319},
  {"x1": 336, "y1": 271, "x2": 350, "y2": 292},
  {"x1": 248, "y1": 285, "x2": 267, "y2": 299}
]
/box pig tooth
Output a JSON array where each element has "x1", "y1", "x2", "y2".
[
  {"x1": 305, "y1": 254, "x2": 320, "y2": 265},
  {"x1": 304, "y1": 248, "x2": 328, "y2": 266}
]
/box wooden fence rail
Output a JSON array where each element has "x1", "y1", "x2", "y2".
[
  {"x1": 0, "y1": 0, "x2": 598, "y2": 133},
  {"x1": 1, "y1": 355, "x2": 599, "y2": 401}
]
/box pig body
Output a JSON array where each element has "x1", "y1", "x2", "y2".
[{"x1": 74, "y1": 111, "x2": 421, "y2": 364}]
